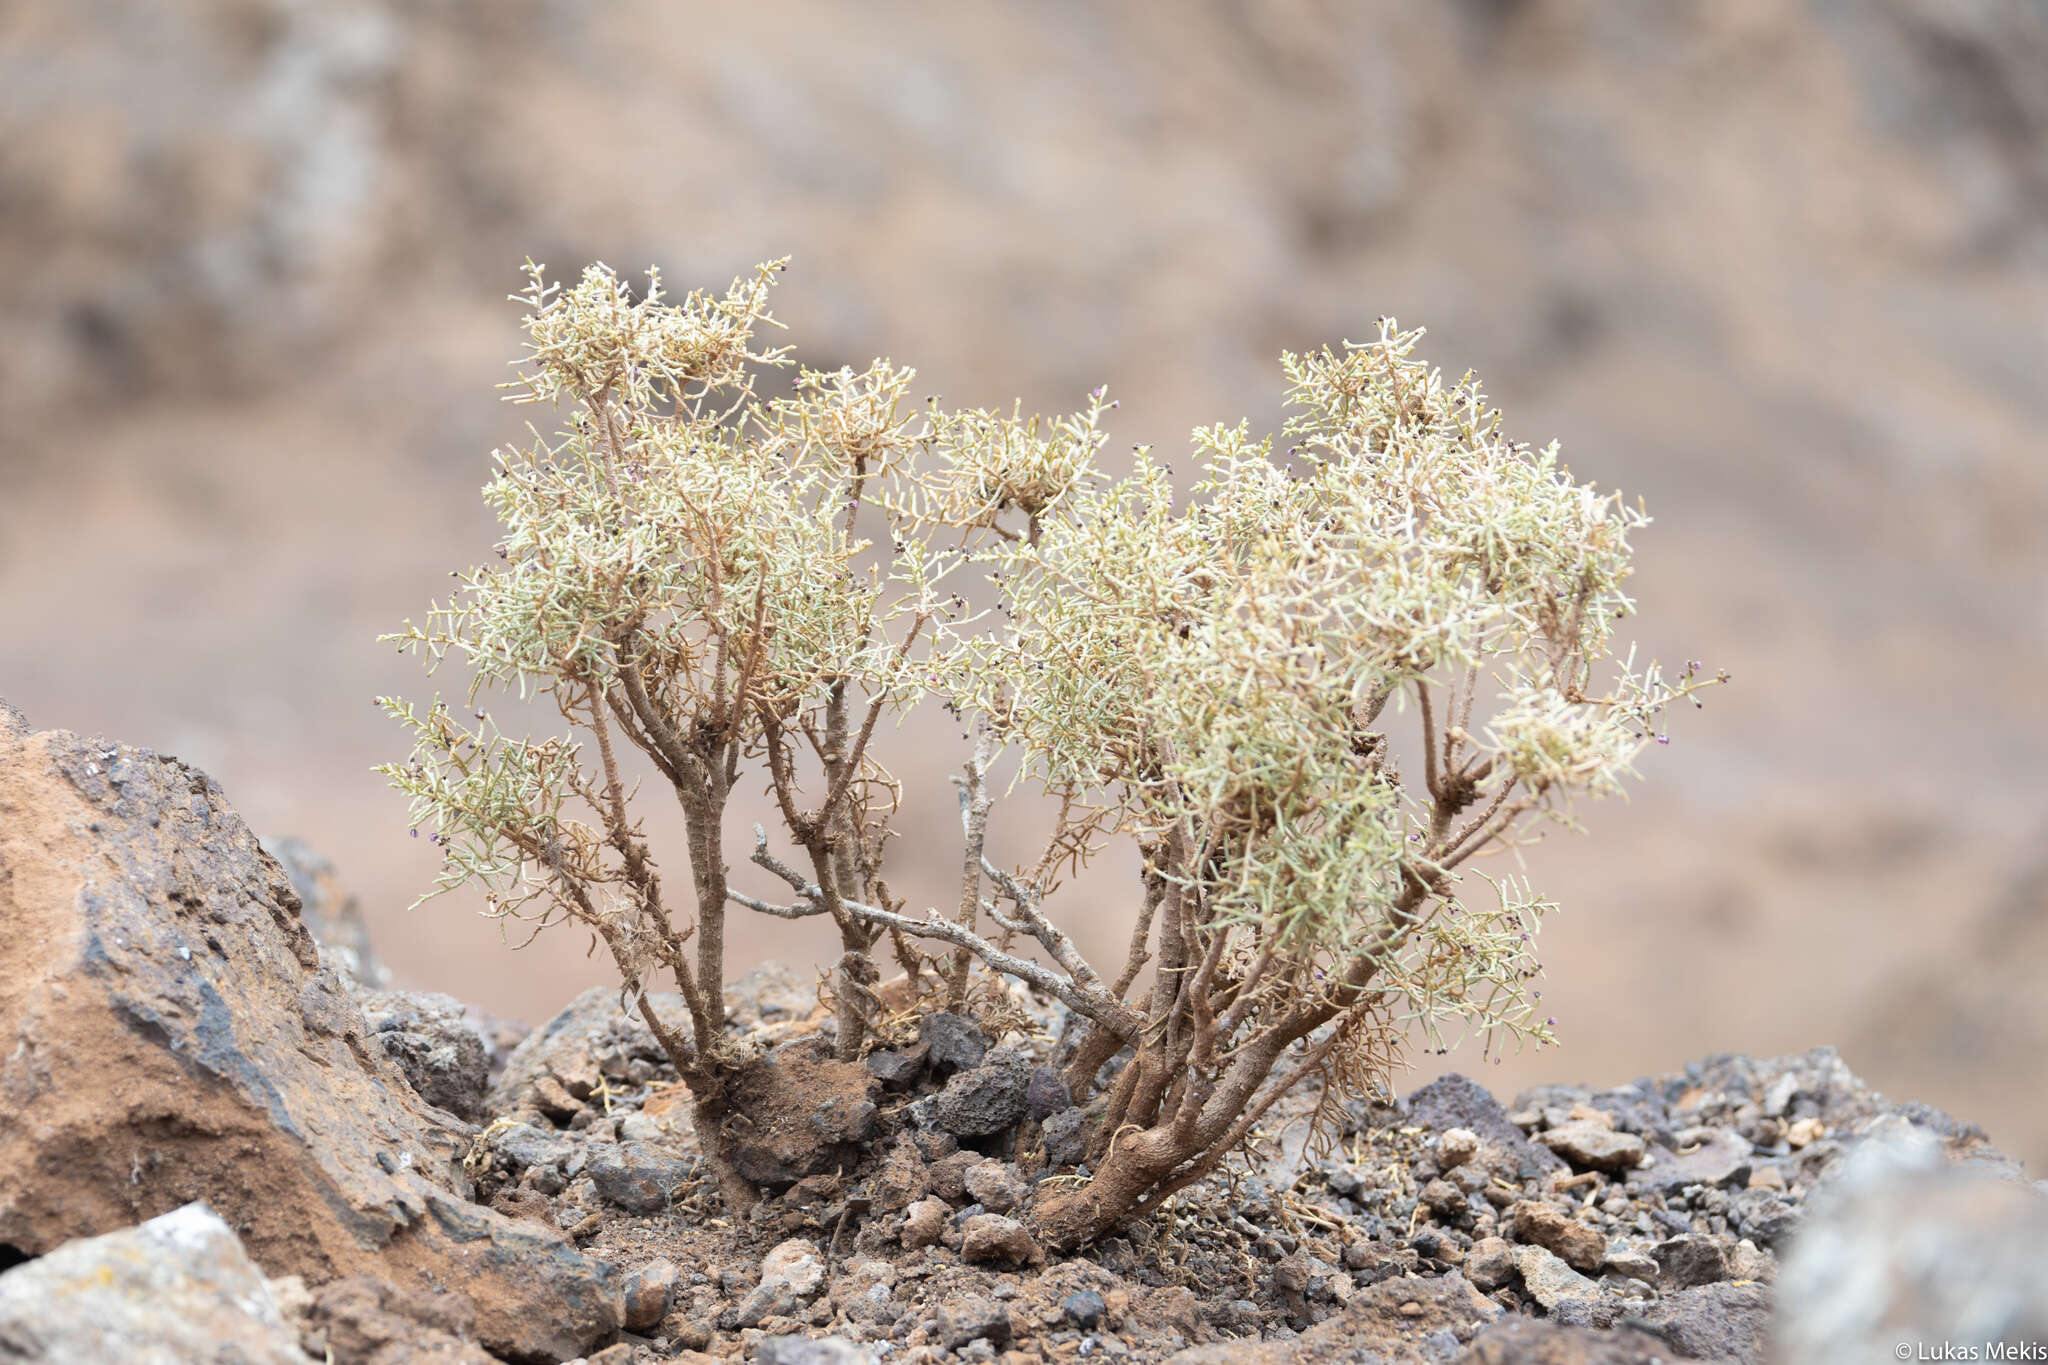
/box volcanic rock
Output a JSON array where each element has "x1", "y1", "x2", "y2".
[
  {"x1": 1777, "y1": 1128, "x2": 2048, "y2": 1361},
  {"x1": 300, "y1": 1274, "x2": 493, "y2": 1364},
  {"x1": 0, "y1": 710, "x2": 619, "y2": 1363},
  {"x1": 355, "y1": 988, "x2": 490, "y2": 1123},
  {"x1": 726, "y1": 1037, "x2": 879, "y2": 1187},
  {"x1": 1652, "y1": 1232, "x2": 1729, "y2": 1288},
  {"x1": 929, "y1": 1059, "x2": 1033, "y2": 1140},
  {"x1": 1515, "y1": 1244, "x2": 1601, "y2": 1312},
  {"x1": 1512, "y1": 1200, "x2": 1608, "y2": 1273},
  {"x1": 586, "y1": 1141, "x2": 689, "y2": 1214},
  {"x1": 1406, "y1": 1073, "x2": 1564, "y2": 1174},
  {"x1": 1540, "y1": 1122, "x2": 1647, "y2": 1174},
  {"x1": 960, "y1": 1213, "x2": 1043, "y2": 1266},
  {"x1": 918, "y1": 1011, "x2": 989, "y2": 1077},
  {"x1": 0, "y1": 1203, "x2": 310, "y2": 1363}
]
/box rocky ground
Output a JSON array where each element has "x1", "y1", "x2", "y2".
[
  {"x1": 4, "y1": 703, "x2": 2047, "y2": 1364},
  {"x1": 7, "y1": 0, "x2": 2048, "y2": 1180}
]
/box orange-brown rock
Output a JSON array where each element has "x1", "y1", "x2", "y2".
[{"x1": 0, "y1": 702, "x2": 618, "y2": 1363}]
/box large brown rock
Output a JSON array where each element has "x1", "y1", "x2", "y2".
[
  {"x1": 0, "y1": 704, "x2": 618, "y2": 1362},
  {"x1": 726, "y1": 1036, "x2": 880, "y2": 1189}
]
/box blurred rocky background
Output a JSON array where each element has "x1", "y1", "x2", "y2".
[{"x1": 2, "y1": 1, "x2": 2044, "y2": 1165}]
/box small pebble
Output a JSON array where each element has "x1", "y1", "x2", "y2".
[{"x1": 1062, "y1": 1289, "x2": 1106, "y2": 1329}]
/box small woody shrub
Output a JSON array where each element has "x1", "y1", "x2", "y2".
[{"x1": 381, "y1": 257, "x2": 1716, "y2": 1244}]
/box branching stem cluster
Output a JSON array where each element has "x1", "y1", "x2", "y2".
[{"x1": 381, "y1": 259, "x2": 1715, "y2": 1242}]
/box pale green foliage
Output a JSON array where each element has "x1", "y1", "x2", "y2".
[
  {"x1": 910, "y1": 392, "x2": 1112, "y2": 536},
  {"x1": 936, "y1": 322, "x2": 1702, "y2": 1061},
  {"x1": 515, "y1": 258, "x2": 786, "y2": 409},
  {"x1": 381, "y1": 261, "x2": 942, "y2": 944},
  {"x1": 378, "y1": 257, "x2": 1712, "y2": 1229}
]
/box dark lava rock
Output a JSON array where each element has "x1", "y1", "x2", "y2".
[
  {"x1": 587, "y1": 1141, "x2": 689, "y2": 1214},
  {"x1": 931, "y1": 1061, "x2": 1033, "y2": 1140},
  {"x1": 919, "y1": 1011, "x2": 990, "y2": 1077},
  {"x1": 1062, "y1": 1289, "x2": 1107, "y2": 1329},
  {"x1": 1625, "y1": 1281, "x2": 1771, "y2": 1364},
  {"x1": 1407, "y1": 1073, "x2": 1565, "y2": 1173},
  {"x1": 936, "y1": 1295, "x2": 1011, "y2": 1348},
  {"x1": 1627, "y1": 1128, "x2": 1753, "y2": 1195},
  {"x1": 1043, "y1": 1107, "x2": 1090, "y2": 1166},
  {"x1": 864, "y1": 1045, "x2": 927, "y2": 1092},
  {"x1": 486, "y1": 1122, "x2": 575, "y2": 1179},
  {"x1": 356, "y1": 988, "x2": 491, "y2": 1123},
  {"x1": 1652, "y1": 1233, "x2": 1729, "y2": 1288},
  {"x1": 1728, "y1": 1187, "x2": 1802, "y2": 1246},
  {"x1": 1027, "y1": 1065, "x2": 1072, "y2": 1120}
]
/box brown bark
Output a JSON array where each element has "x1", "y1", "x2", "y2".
[
  {"x1": 1061, "y1": 1024, "x2": 1126, "y2": 1103},
  {"x1": 686, "y1": 1077, "x2": 758, "y2": 1215},
  {"x1": 1033, "y1": 876, "x2": 1434, "y2": 1249},
  {"x1": 1030, "y1": 1124, "x2": 1187, "y2": 1252},
  {"x1": 831, "y1": 948, "x2": 880, "y2": 1062}
]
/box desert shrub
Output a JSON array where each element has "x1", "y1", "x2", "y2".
[{"x1": 381, "y1": 257, "x2": 1715, "y2": 1242}]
